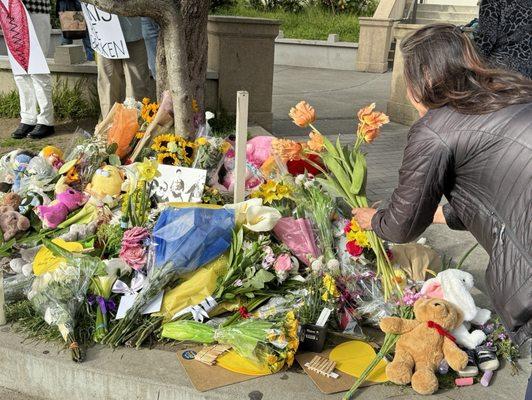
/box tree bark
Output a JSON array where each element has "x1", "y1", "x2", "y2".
[{"x1": 83, "y1": 0, "x2": 209, "y2": 136}]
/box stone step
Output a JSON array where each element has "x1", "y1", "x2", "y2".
[{"x1": 417, "y1": 4, "x2": 479, "y2": 13}]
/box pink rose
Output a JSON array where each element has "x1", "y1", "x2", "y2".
[
  {"x1": 119, "y1": 245, "x2": 146, "y2": 270},
  {"x1": 122, "y1": 227, "x2": 150, "y2": 246},
  {"x1": 274, "y1": 253, "x2": 293, "y2": 272}
]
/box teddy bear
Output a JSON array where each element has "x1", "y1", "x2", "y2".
[
  {"x1": 0, "y1": 205, "x2": 31, "y2": 241},
  {"x1": 34, "y1": 188, "x2": 88, "y2": 229},
  {"x1": 421, "y1": 269, "x2": 491, "y2": 349},
  {"x1": 380, "y1": 297, "x2": 468, "y2": 395}
]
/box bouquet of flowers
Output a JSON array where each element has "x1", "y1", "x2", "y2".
[
  {"x1": 161, "y1": 312, "x2": 299, "y2": 373},
  {"x1": 89, "y1": 274, "x2": 117, "y2": 342},
  {"x1": 27, "y1": 239, "x2": 101, "y2": 361},
  {"x1": 286, "y1": 101, "x2": 400, "y2": 300}
]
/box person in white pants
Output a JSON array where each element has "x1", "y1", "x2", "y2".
[{"x1": 11, "y1": 1, "x2": 55, "y2": 139}]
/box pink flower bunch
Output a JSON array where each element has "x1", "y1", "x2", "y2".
[
  {"x1": 261, "y1": 246, "x2": 276, "y2": 270},
  {"x1": 400, "y1": 288, "x2": 423, "y2": 306},
  {"x1": 274, "y1": 253, "x2": 295, "y2": 282},
  {"x1": 119, "y1": 227, "x2": 150, "y2": 270}
]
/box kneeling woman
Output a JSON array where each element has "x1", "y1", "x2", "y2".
[{"x1": 354, "y1": 24, "x2": 532, "y2": 346}]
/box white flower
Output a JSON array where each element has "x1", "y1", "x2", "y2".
[
  {"x1": 205, "y1": 111, "x2": 215, "y2": 120},
  {"x1": 224, "y1": 198, "x2": 263, "y2": 226},
  {"x1": 243, "y1": 205, "x2": 282, "y2": 232},
  {"x1": 311, "y1": 256, "x2": 324, "y2": 273}
]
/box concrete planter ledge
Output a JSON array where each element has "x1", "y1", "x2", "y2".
[{"x1": 275, "y1": 35, "x2": 359, "y2": 70}]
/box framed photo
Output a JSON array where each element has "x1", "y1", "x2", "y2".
[{"x1": 154, "y1": 165, "x2": 207, "y2": 203}]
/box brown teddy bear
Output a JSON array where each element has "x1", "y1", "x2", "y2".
[
  {"x1": 380, "y1": 297, "x2": 468, "y2": 395},
  {"x1": 0, "y1": 193, "x2": 30, "y2": 241}
]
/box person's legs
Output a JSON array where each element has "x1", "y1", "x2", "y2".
[
  {"x1": 140, "y1": 17, "x2": 159, "y2": 79},
  {"x1": 122, "y1": 39, "x2": 150, "y2": 100},
  {"x1": 82, "y1": 36, "x2": 95, "y2": 61},
  {"x1": 12, "y1": 75, "x2": 38, "y2": 138},
  {"x1": 97, "y1": 56, "x2": 122, "y2": 117},
  {"x1": 31, "y1": 74, "x2": 54, "y2": 126}
]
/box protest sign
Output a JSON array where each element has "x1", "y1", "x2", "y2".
[{"x1": 81, "y1": 3, "x2": 129, "y2": 59}]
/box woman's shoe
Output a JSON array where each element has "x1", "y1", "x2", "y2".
[{"x1": 11, "y1": 123, "x2": 35, "y2": 139}]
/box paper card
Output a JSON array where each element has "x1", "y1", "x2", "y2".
[
  {"x1": 154, "y1": 165, "x2": 207, "y2": 204},
  {"x1": 115, "y1": 291, "x2": 163, "y2": 320},
  {"x1": 0, "y1": 0, "x2": 50, "y2": 75},
  {"x1": 81, "y1": 3, "x2": 129, "y2": 59}
]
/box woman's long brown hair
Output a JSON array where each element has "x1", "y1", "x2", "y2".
[{"x1": 401, "y1": 24, "x2": 532, "y2": 114}]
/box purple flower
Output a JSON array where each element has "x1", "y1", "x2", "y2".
[
  {"x1": 498, "y1": 333, "x2": 506, "y2": 340},
  {"x1": 485, "y1": 341, "x2": 493, "y2": 347}
]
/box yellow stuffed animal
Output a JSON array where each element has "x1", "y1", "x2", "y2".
[
  {"x1": 86, "y1": 165, "x2": 124, "y2": 199},
  {"x1": 380, "y1": 298, "x2": 468, "y2": 395}
]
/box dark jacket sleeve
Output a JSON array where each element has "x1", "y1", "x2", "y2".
[
  {"x1": 371, "y1": 123, "x2": 452, "y2": 243},
  {"x1": 442, "y1": 203, "x2": 467, "y2": 231},
  {"x1": 473, "y1": 0, "x2": 501, "y2": 57}
]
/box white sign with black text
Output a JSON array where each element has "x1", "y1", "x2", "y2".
[{"x1": 81, "y1": 3, "x2": 129, "y2": 59}]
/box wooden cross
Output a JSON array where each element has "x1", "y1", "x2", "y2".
[
  {"x1": 305, "y1": 355, "x2": 339, "y2": 379},
  {"x1": 233, "y1": 91, "x2": 249, "y2": 203}
]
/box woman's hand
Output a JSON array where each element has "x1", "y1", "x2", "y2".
[{"x1": 352, "y1": 207, "x2": 377, "y2": 230}]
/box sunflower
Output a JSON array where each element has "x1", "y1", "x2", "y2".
[
  {"x1": 157, "y1": 152, "x2": 179, "y2": 165},
  {"x1": 151, "y1": 134, "x2": 176, "y2": 152},
  {"x1": 141, "y1": 101, "x2": 159, "y2": 124}
]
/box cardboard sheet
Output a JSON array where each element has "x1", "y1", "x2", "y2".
[
  {"x1": 296, "y1": 349, "x2": 381, "y2": 395},
  {"x1": 177, "y1": 346, "x2": 264, "y2": 392}
]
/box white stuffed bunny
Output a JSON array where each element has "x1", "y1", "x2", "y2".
[{"x1": 421, "y1": 269, "x2": 491, "y2": 349}]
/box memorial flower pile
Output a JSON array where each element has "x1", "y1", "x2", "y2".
[{"x1": 0, "y1": 97, "x2": 515, "y2": 398}]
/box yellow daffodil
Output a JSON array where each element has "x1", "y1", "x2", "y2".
[
  {"x1": 322, "y1": 273, "x2": 339, "y2": 301},
  {"x1": 196, "y1": 137, "x2": 208, "y2": 146},
  {"x1": 137, "y1": 158, "x2": 160, "y2": 181}
]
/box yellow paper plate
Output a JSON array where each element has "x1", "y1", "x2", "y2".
[
  {"x1": 33, "y1": 239, "x2": 84, "y2": 276},
  {"x1": 216, "y1": 350, "x2": 271, "y2": 376},
  {"x1": 329, "y1": 340, "x2": 388, "y2": 383}
]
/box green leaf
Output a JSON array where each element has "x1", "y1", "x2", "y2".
[
  {"x1": 321, "y1": 153, "x2": 352, "y2": 194},
  {"x1": 106, "y1": 142, "x2": 118, "y2": 155},
  {"x1": 316, "y1": 177, "x2": 344, "y2": 199},
  {"x1": 350, "y1": 152, "x2": 367, "y2": 195},
  {"x1": 249, "y1": 269, "x2": 275, "y2": 290},
  {"x1": 323, "y1": 136, "x2": 338, "y2": 157},
  {"x1": 109, "y1": 154, "x2": 121, "y2": 166},
  {"x1": 244, "y1": 292, "x2": 255, "y2": 299}
]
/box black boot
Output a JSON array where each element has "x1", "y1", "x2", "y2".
[
  {"x1": 28, "y1": 124, "x2": 55, "y2": 139},
  {"x1": 11, "y1": 123, "x2": 36, "y2": 139}
]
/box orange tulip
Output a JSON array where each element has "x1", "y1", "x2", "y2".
[
  {"x1": 359, "y1": 124, "x2": 380, "y2": 143},
  {"x1": 356, "y1": 103, "x2": 390, "y2": 143},
  {"x1": 307, "y1": 130, "x2": 324, "y2": 152},
  {"x1": 272, "y1": 138, "x2": 303, "y2": 162},
  {"x1": 289, "y1": 101, "x2": 316, "y2": 128}
]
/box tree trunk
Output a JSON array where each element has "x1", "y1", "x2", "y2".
[{"x1": 82, "y1": 0, "x2": 209, "y2": 136}]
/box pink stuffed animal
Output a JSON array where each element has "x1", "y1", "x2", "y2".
[
  {"x1": 222, "y1": 136, "x2": 273, "y2": 191},
  {"x1": 34, "y1": 188, "x2": 88, "y2": 229}
]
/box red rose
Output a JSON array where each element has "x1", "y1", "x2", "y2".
[{"x1": 346, "y1": 241, "x2": 364, "y2": 257}]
